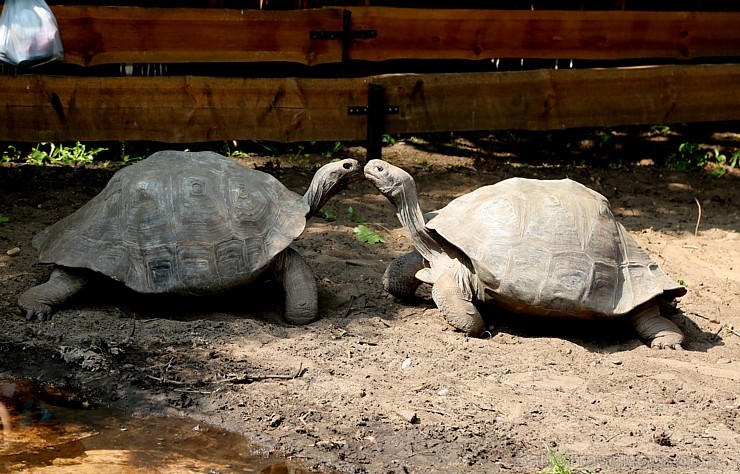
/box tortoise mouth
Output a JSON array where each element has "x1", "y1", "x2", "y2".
[{"x1": 363, "y1": 160, "x2": 386, "y2": 185}]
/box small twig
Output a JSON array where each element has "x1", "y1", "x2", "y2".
[
  {"x1": 694, "y1": 196, "x2": 702, "y2": 236},
  {"x1": 217, "y1": 364, "x2": 306, "y2": 384},
  {"x1": 375, "y1": 223, "x2": 396, "y2": 234},
  {"x1": 411, "y1": 406, "x2": 449, "y2": 416},
  {"x1": 128, "y1": 313, "x2": 136, "y2": 339},
  {"x1": 342, "y1": 294, "x2": 357, "y2": 318},
  {"x1": 688, "y1": 312, "x2": 740, "y2": 338},
  {"x1": 688, "y1": 311, "x2": 711, "y2": 321},
  {"x1": 173, "y1": 388, "x2": 214, "y2": 394},
  {"x1": 145, "y1": 374, "x2": 189, "y2": 385}
]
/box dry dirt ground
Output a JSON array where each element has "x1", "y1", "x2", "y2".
[{"x1": 1, "y1": 125, "x2": 739, "y2": 473}]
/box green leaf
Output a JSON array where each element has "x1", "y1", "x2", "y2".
[
  {"x1": 348, "y1": 206, "x2": 365, "y2": 224},
  {"x1": 353, "y1": 224, "x2": 384, "y2": 244},
  {"x1": 318, "y1": 208, "x2": 337, "y2": 222},
  {"x1": 0, "y1": 216, "x2": 9, "y2": 224}
]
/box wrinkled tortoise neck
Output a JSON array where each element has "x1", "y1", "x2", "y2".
[
  {"x1": 303, "y1": 168, "x2": 342, "y2": 218},
  {"x1": 392, "y1": 177, "x2": 446, "y2": 264}
]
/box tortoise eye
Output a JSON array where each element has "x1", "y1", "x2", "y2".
[
  {"x1": 343, "y1": 162, "x2": 353, "y2": 170},
  {"x1": 376, "y1": 165, "x2": 384, "y2": 172}
]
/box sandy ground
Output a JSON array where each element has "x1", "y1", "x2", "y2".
[{"x1": 1, "y1": 125, "x2": 739, "y2": 473}]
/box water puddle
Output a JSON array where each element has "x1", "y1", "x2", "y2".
[{"x1": 0, "y1": 380, "x2": 311, "y2": 473}]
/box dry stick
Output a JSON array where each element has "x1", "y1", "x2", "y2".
[
  {"x1": 687, "y1": 312, "x2": 740, "y2": 337},
  {"x1": 218, "y1": 363, "x2": 306, "y2": 384},
  {"x1": 412, "y1": 406, "x2": 450, "y2": 416},
  {"x1": 694, "y1": 197, "x2": 702, "y2": 236},
  {"x1": 129, "y1": 313, "x2": 136, "y2": 338},
  {"x1": 144, "y1": 374, "x2": 189, "y2": 385},
  {"x1": 342, "y1": 294, "x2": 357, "y2": 318},
  {"x1": 173, "y1": 388, "x2": 214, "y2": 394}
]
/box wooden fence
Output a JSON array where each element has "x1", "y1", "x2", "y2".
[{"x1": 1, "y1": 6, "x2": 740, "y2": 143}]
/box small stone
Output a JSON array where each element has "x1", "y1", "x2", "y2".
[
  {"x1": 6, "y1": 247, "x2": 20, "y2": 257},
  {"x1": 437, "y1": 388, "x2": 449, "y2": 397},
  {"x1": 611, "y1": 359, "x2": 623, "y2": 365},
  {"x1": 397, "y1": 410, "x2": 418, "y2": 424},
  {"x1": 269, "y1": 414, "x2": 284, "y2": 428}
]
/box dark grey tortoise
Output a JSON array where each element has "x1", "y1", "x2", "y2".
[
  {"x1": 19, "y1": 151, "x2": 362, "y2": 324},
  {"x1": 365, "y1": 159, "x2": 687, "y2": 349}
]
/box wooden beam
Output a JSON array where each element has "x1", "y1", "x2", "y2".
[
  {"x1": 4, "y1": 6, "x2": 738, "y2": 66},
  {"x1": 382, "y1": 64, "x2": 740, "y2": 132},
  {"x1": 50, "y1": 6, "x2": 344, "y2": 66},
  {"x1": 2, "y1": 64, "x2": 739, "y2": 142},
  {"x1": 349, "y1": 8, "x2": 740, "y2": 61}
]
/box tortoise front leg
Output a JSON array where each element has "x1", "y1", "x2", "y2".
[
  {"x1": 383, "y1": 250, "x2": 426, "y2": 298},
  {"x1": 271, "y1": 247, "x2": 319, "y2": 325},
  {"x1": 631, "y1": 304, "x2": 684, "y2": 349},
  {"x1": 18, "y1": 267, "x2": 89, "y2": 321},
  {"x1": 431, "y1": 261, "x2": 486, "y2": 336}
]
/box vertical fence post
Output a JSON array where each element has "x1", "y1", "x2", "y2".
[{"x1": 366, "y1": 82, "x2": 385, "y2": 162}]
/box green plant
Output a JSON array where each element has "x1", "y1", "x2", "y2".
[
  {"x1": 382, "y1": 134, "x2": 396, "y2": 146},
  {"x1": 595, "y1": 130, "x2": 613, "y2": 145},
  {"x1": 318, "y1": 208, "x2": 337, "y2": 222},
  {"x1": 119, "y1": 141, "x2": 144, "y2": 165},
  {"x1": 323, "y1": 141, "x2": 342, "y2": 159},
  {"x1": 730, "y1": 150, "x2": 740, "y2": 168},
  {"x1": 348, "y1": 206, "x2": 365, "y2": 224},
  {"x1": 2, "y1": 145, "x2": 19, "y2": 163},
  {"x1": 26, "y1": 142, "x2": 107, "y2": 166},
  {"x1": 231, "y1": 150, "x2": 253, "y2": 159},
  {"x1": 353, "y1": 224, "x2": 384, "y2": 244},
  {"x1": 667, "y1": 142, "x2": 707, "y2": 172},
  {"x1": 541, "y1": 445, "x2": 591, "y2": 474},
  {"x1": 0, "y1": 216, "x2": 9, "y2": 224},
  {"x1": 346, "y1": 207, "x2": 383, "y2": 243}
]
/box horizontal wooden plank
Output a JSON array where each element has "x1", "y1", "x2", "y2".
[
  {"x1": 349, "y1": 8, "x2": 740, "y2": 61},
  {"x1": 2, "y1": 64, "x2": 739, "y2": 142},
  {"x1": 50, "y1": 6, "x2": 344, "y2": 66},
  {"x1": 382, "y1": 64, "x2": 740, "y2": 132},
  {"x1": 2, "y1": 6, "x2": 739, "y2": 66}
]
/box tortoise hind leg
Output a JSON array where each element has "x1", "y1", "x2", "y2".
[
  {"x1": 272, "y1": 247, "x2": 318, "y2": 325},
  {"x1": 631, "y1": 304, "x2": 684, "y2": 350},
  {"x1": 18, "y1": 267, "x2": 89, "y2": 321},
  {"x1": 383, "y1": 251, "x2": 425, "y2": 298},
  {"x1": 431, "y1": 262, "x2": 486, "y2": 336}
]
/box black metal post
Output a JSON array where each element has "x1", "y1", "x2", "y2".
[{"x1": 366, "y1": 82, "x2": 385, "y2": 162}]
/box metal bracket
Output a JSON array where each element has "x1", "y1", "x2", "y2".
[
  {"x1": 309, "y1": 30, "x2": 377, "y2": 41},
  {"x1": 347, "y1": 105, "x2": 399, "y2": 115},
  {"x1": 309, "y1": 10, "x2": 376, "y2": 63}
]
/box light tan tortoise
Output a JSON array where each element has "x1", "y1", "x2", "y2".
[
  {"x1": 365, "y1": 159, "x2": 687, "y2": 349},
  {"x1": 19, "y1": 151, "x2": 362, "y2": 324}
]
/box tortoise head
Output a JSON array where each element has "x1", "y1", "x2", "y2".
[
  {"x1": 364, "y1": 159, "x2": 415, "y2": 204},
  {"x1": 304, "y1": 158, "x2": 363, "y2": 217}
]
